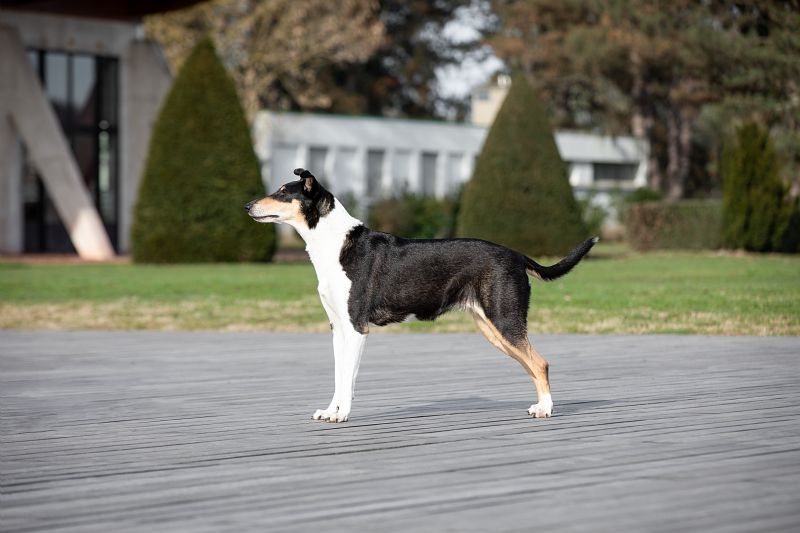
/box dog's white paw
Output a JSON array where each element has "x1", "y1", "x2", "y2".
[
  {"x1": 312, "y1": 408, "x2": 337, "y2": 421},
  {"x1": 327, "y1": 411, "x2": 349, "y2": 423},
  {"x1": 528, "y1": 398, "x2": 553, "y2": 418}
]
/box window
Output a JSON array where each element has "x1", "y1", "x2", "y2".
[
  {"x1": 334, "y1": 147, "x2": 357, "y2": 193},
  {"x1": 445, "y1": 153, "x2": 463, "y2": 196},
  {"x1": 23, "y1": 50, "x2": 119, "y2": 253},
  {"x1": 308, "y1": 146, "x2": 328, "y2": 186},
  {"x1": 593, "y1": 163, "x2": 638, "y2": 183},
  {"x1": 420, "y1": 152, "x2": 438, "y2": 196},
  {"x1": 391, "y1": 150, "x2": 411, "y2": 194},
  {"x1": 366, "y1": 149, "x2": 384, "y2": 197}
]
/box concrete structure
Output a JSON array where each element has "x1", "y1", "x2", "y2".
[
  {"x1": 2, "y1": 331, "x2": 799, "y2": 530},
  {"x1": 254, "y1": 111, "x2": 648, "y2": 208},
  {"x1": 0, "y1": 3, "x2": 192, "y2": 258}
]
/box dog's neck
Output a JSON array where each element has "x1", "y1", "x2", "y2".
[{"x1": 289, "y1": 199, "x2": 362, "y2": 266}]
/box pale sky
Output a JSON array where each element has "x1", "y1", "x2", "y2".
[{"x1": 433, "y1": 1, "x2": 504, "y2": 100}]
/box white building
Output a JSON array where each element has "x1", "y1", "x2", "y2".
[{"x1": 253, "y1": 109, "x2": 649, "y2": 207}]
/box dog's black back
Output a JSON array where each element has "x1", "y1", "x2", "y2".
[{"x1": 340, "y1": 225, "x2": 534, "y2": 342}]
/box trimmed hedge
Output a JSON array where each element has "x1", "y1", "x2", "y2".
[
  {"x1": 625, "y1": 200, "x2": 723, "y2": 251},
  {"x1": 367, "y1": 194, "x2": 458, "y2": 239},
  {"x1": 131, "y1": 38, "x2": 275, "y2": 262},
  {"x1": 457, "y1": 74, "x2": 587, "y2": 256}
]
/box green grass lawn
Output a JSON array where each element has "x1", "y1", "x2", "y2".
[{"x1": 1, "y1": 245, "x2": 798, "y2": 335}]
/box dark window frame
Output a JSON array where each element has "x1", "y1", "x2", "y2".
[{"x1": 24, "y1": 48, "x2": 120, "y2": 253}]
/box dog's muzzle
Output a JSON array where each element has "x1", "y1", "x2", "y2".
[{"x1": 245, "y1": 199, "x2": 279, "y2": 221}]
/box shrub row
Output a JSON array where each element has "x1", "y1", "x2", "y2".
[
  {"x1": 367, "y1": 194, "x2": 458, "y2": 239},
  {"x1": 625, "y1": 200, "x2": 723, "y2": 251}
]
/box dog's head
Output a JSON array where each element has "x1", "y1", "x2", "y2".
[{"x1": 245, "y1": 168, "x2": 335, "y2": 229}]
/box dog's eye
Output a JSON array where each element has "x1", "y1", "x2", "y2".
[{"x1": 279, "y1": 186, "x2": 287, "y2": 193}]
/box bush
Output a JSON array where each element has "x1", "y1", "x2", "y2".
[
  {"x1": 576, "y1": 195, "x2": 607, "y2": 238},
  {"x1": 722, "y1": 122, "x2": 799, "y2": 253},
  {"x1": 625, "y1": 200, "x2": 723, "y2": 251},
  {"x1": 457, "y1": 73, "x2": 587, "y2": 256},
  {"x1": 368, "y1": 193, "x2": 458, "y2": 239},
  {"x1": 131, "y1": 38, "x2": 275, "y2": 262},
  {"x1": 626, "y1": 187, "x2": 663, "y2": 204}
]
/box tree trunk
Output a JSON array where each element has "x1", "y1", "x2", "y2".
[
  {"x1": 630, "y1": 48, "x2": 662, "y2": 191},
  {"x1": 665, "y1": 105, "x2": 694, "y2": 202},
  {"x1": 635, "y1": 105, "x2": 662, "y2": 193},
  {"x1": 241, "y1": 66, "x2": 260, "y2": 122},
  {"x1": 676, "y1": 106, "x2": 694, "y2": 196}
]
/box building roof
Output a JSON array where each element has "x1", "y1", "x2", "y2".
[{"x1": 0, "y1": 0, "x2": 205, "y2": 20}]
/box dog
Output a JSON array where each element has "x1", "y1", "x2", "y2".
[{"x1": 246, "y1": 168, "x2": 597, "y2": 422}]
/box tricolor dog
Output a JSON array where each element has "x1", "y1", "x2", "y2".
[{"x1": 246, "y1": 168, "x2": 597, "y2": 423}]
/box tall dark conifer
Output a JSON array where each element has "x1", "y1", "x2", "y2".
[
  {"x1": 132, "y1": 38, "x2": 275, "y2": 262},
  {"x1": 457, "y1": 74, "x2": 587, "y2": 257}
]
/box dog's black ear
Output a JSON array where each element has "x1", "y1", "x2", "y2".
[{"x1": 294, "y1": 168, "x2": 316, "y2": 194}]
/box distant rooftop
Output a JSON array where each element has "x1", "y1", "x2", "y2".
[{"x1": 0, "y1": 0, "x2": 205, "y2": 20}]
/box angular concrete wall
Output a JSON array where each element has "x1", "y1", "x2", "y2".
[
  {"x1": 0, "y1": 25, "x2": 114, "y2": 259},
  {"x1": 0, "y1": 116, "x2": 23, "y2": 254},
  {"x1": 120, "y1": 40, "x2": 171, "y2": 253}
]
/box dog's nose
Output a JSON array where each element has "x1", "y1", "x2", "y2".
[{"x1": 244, "y1": 199, "x2": 257, "y2": 212}]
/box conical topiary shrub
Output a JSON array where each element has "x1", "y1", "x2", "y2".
[
  {"x1": 457, "y1": 74, "x2": 587, "y2": 257},
  {"x1": 131, "y1": 38, "x2": 275, "y2": 262}
]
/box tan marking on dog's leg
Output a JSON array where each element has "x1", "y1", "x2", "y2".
[{"x1": 470, "y1": 310, "x2": 552, "y2": 418}]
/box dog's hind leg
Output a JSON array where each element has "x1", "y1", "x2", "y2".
[
  {"x1": 521, "y1": 341, "x2": 552, "y2": 418},
  {"x1": 470, "y1": 310, "x2": 553, "y2": 418}
]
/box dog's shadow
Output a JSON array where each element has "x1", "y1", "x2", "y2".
[{"x1": 362, "y1": 396, "x2": 613, "y2": 419}]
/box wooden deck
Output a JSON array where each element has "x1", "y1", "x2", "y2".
[{"x1": 1, "y1": 331, "x2": 799, "y2": 532}]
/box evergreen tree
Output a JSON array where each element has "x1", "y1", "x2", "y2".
[
  {"x1": 489, "y1": 0, "x2": 800, "y2": 199},
  {"x1": 131, "y1": 38, "x2": 275, "y2": 263},
  {"x1": 722, "y1": 122, "x2": 799, "y2": 252},
  {"x1": 457, "y1": 74, "x2": 587, "y2": 257},
  {"x1": 145, "y1": 0, "x2": 480, "y2": 119}
]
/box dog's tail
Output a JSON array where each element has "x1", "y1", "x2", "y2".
[{"x1": 525, "y1": 236, "x2": 599, "y2": 281}]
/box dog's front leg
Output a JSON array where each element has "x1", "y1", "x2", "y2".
[
  {"x1": 313, "y1": 290, "x2": 345, "y2": 421},
  {"x1": 312, "y1": 325, "x2": 344, "y2": 421},
  {"x1": 332, "y1": 325, "x2": 367, "y2": 423}
]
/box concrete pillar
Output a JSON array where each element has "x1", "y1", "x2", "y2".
[
  {"x1": 0, "y1": 116, "x2": 23, "y2": 253},
  {"x1": 119, "y1": 39, "x2": 171, "y2": 253},
  {"x1": 435, "y1": 151, "x2": 447, "y2": 199},
  {"x1": 408, "y1": 150, "x2": 421, "y2": 194},
  {"x1": 0, "y1": 25, "x2": 114, "y2": 260},
  {"x1": 381, "y1": 149, "x2": 394, "y2": 195}
]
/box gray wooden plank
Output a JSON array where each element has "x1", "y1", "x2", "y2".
[{"x1": 1, "y1": 331, "x2": 799, "y2": 532}]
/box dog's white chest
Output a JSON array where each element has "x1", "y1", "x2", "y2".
[
  {"x1": 299, "y1": 201, "x2": 361, "y2": 317},
  {"x1": 308, "y1": 245, "x2": 353, "y2": 323}
]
